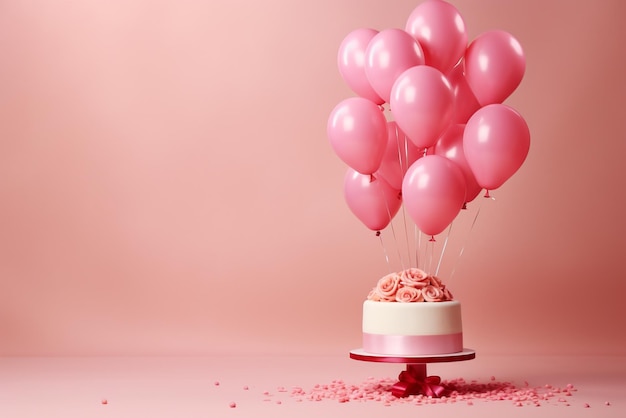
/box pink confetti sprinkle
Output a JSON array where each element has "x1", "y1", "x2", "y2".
[
  {"x1": 583, "y1": 403, "x2": 590, "y2": 408},
  {"x1": 262, "y1": 391, "x2": 270, "y2": 396},
  {"x1": 214, "y1": 381, "x2": 220, "y2": 386},
  {"x1": 243, "y1": 385, "x2": 249, "y2": 390},
  {"x1": 284, "y1": 376, "x2": 578, "y2": 407},
  {"x1": 229, "y1": 402, "x2": 236, "y2": 408},
  {"x1": 101, "y1": 399, "x2": 108, "y2": 405},
  {"x1": 490, "y1": 376, "x2": 496, "y2": 381},
  {"x1": 605, "y1": 401, "x2": 611, "y2": 406},
  {"x1": 276, "y1": 400, "x2": 282, "y2": 405}
]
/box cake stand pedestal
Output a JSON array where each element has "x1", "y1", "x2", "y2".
[{"x1": 349, "y1": 348, "x2": 475, "y2": 398}]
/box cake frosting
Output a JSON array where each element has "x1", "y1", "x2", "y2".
[{"x1": 362, "y1": 268, "x2": 463, "y2": 355}]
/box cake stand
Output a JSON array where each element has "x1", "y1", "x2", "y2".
[{"x1": 349, "y1": 348, "x2": 476, "y2": 397}]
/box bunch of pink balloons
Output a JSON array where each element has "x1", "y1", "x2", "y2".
[{"x1": 327, "y1": 0, "x2": 530, "y2": 238}]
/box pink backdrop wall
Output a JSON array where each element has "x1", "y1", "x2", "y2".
[{"x1": 1, "y1": 0, "x2": 625, "y2": 356}]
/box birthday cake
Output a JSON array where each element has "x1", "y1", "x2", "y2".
[{"x1": 362, "y1": 268, "x2": 463, "y2": 356}]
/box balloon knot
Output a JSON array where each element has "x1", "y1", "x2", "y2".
[
  {"x1": 484, "y1": 190, "x2": 491, "y2": 198},
  {"x1": 376, "y1": 231, "x2": 381, "y2": 237},
  {"x1": 429, "y1": 236, "x2": 436, "y2": 242},
  {"x1": 462, "y1": 202, "x2": 467, "y2": 210},
  {"x1": 369, "y1": 174, "x2": 376, "y2": 183}
]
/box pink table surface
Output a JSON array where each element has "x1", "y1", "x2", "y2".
[{"x1": 1, "y1": 353, "x2": 624, "y2": 417}]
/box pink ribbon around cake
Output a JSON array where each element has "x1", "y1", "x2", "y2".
[
  {"x1": 391, "y1": 370, "x2": 445, "y2": 398},
  {"x1": 363, "y1": 332, "x2": 463, "y2": 356}
]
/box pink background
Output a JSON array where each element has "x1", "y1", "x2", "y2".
[{"x1": 1, "y1": 0, "x2": 625, "y2": 358}]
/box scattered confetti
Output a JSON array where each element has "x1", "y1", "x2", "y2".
[
  {"x1": 101, "y1": 399, "x2": 108, "y2": 405},
  {"x1": 229, "y1": 402, "x2": 236, "y2": 408},
  {"x1": 243, "y1": 385, "x2": 249, "y2": 390},
  {"x1": 605, "y1": 401, "x2": 611, "y2": 406},
  {"x1": 284, "y1": 376, "x2": 580, "y2": 407},
  {"x1": 583, "y1": 403, "x2": 590, "y2": 408},
  {"x1": 214, "y1": 381, "x2": 220, "y2": 386}
]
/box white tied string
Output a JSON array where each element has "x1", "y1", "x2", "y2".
[
  {"x1": 378, "y1": 176, "x2": 405, "y2": 273},
  {"x1": 449, "y1": 196, "x2": 485, "y2": 281},
  {"x1": 435, "y1": 222, "x2": 453, "y2": 277}
]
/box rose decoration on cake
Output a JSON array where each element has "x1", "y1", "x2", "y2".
[
  {"x1": 367, "y1": 268, "x2": 453, "y2": 302},
  {"x1": 372, "y1": 272, "x2": 401, "y2": 301},
  {"x1": 395, "y1": 286, "x2": 424, "y2": 302},
  {"x1": 422, "y1": 285, "x2": 446, "y2": 302},
  {"x1": 367, "y1": 288, "x2": 383, "y2": 301},
  {"x1": 399, "y1": 268, "x2": 430, "y2": 288}
]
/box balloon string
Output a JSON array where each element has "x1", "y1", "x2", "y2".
[
  {"x1": 427, "y1": 238, "x2": 434, "y2": 274},
  {"x1": 377, "y1": 231, "x2": 391, "y2": 269},
  {"x1": 394, "y1": 124, "x2": 404, "y2": 173},
  {"x1": 380, "y1": 185, "x2": 405, "y2": 272},
  {"x1": 450, "y1": 198, "x2": 484, "y2": 281},
  {"x1": 416, "y1": 225, "x2": 422, "y2": 270},
  {"x1": 435, "y1": 222, "x2": 453, "y2": 277},
  {"x1": 400, "y1": 201, "x2": 413, "y2": 268},
  {"x1": 395, "y1": 124, "x2": 413, "y2": 268},
  {"x1": 388, "y1": 215, "x2": 405, "y2": 272}
]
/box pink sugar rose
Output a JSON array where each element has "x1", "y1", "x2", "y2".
[
  {"x1": 375, "y1": 273, "x2": 401, "y2": 301},
  {"x1": 443, "y1": 286, "x2": 453, "y2": 301},
  {"x1": 423, "y1": 285, "x2": 446, "y2": 302},
  {"x1": 395, "y1": 286, "x2": 424, "y2": 302},
  {"x1": 367, "y1": 288, "x2": 383, "y2": 301},
  {"x1": 399, "y1": 268, "x2": 431, "y2": 288},
  {"x1": 430, "y1": 275, "x2": 443, "y2": 287}
]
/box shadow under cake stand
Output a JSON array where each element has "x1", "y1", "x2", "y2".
[{"x1": 350, "y1": 348, "x2": 476, "y2": 397}]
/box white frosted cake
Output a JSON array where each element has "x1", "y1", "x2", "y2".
[{"x1": 363, "y1": 268, "x2": 463, "y2": 356}]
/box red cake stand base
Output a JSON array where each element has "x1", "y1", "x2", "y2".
[{"x1": 349, "y1": 348, "x2": 476, "y2": 398}]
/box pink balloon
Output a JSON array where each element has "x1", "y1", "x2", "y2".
[
  {"x1": 376, "y1": 122, "x2": 423, "y2": 190},
  {"x1": 327, "y1": 97, "x2": 388, "y2": 175},
  {"x1": 446, "y1": 61, "x2": 481, "y2": 124},
  {"x1": 390, "y1": 65, "x2": 454, "y2": 149},
  {"x1": 463, "y1": 104, "x2": 530, "y2": 190},
  {"x1": 337, "y1": 28, "x2": 384, "y2": 105},
  {"x1": 405, "y1": 0, "x2": 468, "y2": 73},
  {"x1": 402, "y1": 155, "x2": 466, "y2": 237},
  {"x1": 433, "y1": 124, "x2": 482, "y2": 202},
  {"x1": 464, "y1": 30, "x2": 526, "y2": 106},
  {"x1": 344, "y1": 169, "x2": 402, "y2": 231},
  {"x1": 364, "y1": 28, "x2": 424, "y2": 103}
]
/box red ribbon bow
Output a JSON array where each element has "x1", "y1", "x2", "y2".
[{"x1": 391, "y1": 369, "x2": 446, "y2": 398}]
